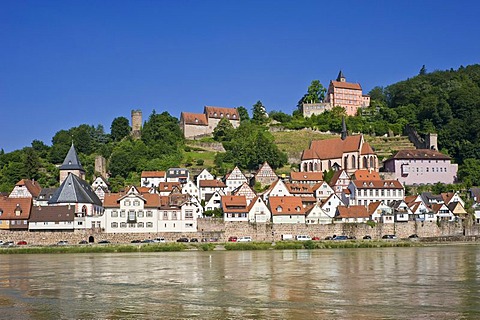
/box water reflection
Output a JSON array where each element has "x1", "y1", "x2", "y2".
[{"x1": 1, "y1": 246, "x2": 480, "y2": 319}]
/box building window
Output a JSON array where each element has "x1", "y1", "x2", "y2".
[
  {"x1": 111, "y1": 211, "x2": 118, "y2": 218},
  {"x1": 163, "y1": 211, "x2": 168, "y2": 220},
  {"x1": 128, "y1": 210, "x2": 136, "y2": 222},
  {"x1": 133, "y1": 200, "x2": 140, "y2": 206},
  {"x1": 172, "y1": 212, "x2": 177, "y2": 220},
  {"x1": 125, "y1": 200, "x2": 131, "y2": 206},
  {"x1": 138, "y1": 210, "x2": 144, "y2": 218},
  {"x1": 120, "y1": 210, "x2": 126, "y2": 218},
  {"x1": 146, "y1": 210, "x2": 153, "y2": 217},
  {"x1": 185, "y1": 210, "x2": 193, "y2": 219},
  {"x1": 146, "y1": 222, "x2": 153, "y2": 228},
  {"x1": 120, "y1": 222, "x2": 126, "y2": 228},
  {"x1": 138, "y1": 222, "x2": 144, "y2": 228},
  {"x1": 111, "y1": 222, "x2": 118, "y2": 228}
]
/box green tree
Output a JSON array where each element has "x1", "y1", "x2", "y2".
[
  {"x1": 419, "y1": 65, "x2": 427, "y2": 75},
  {"x1": 237, "y1": 106, "x2": 250, "y2": 122},
  {"x1": 458, "y1": 158, "x2": 480, "y2": 186},
  {"x1": 252, "y1": 100, "x2": 268, "y2": 124},
  {"x1": 213, "y1": 117, "x2": 235, "y2": 142},
  {"x1": 110, "y1": 117, "x2": 131, "y2": 141},
  {"x1": 23, "y1": 147, "x2": 41, "y2": 180}
]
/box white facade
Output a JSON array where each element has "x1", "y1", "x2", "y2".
[
  {"x1": 196, "y1": 169, "x2": 214, "y2": 188},
  {"x1": 263, "y1": 180, "x2": 291, "y2": 201},
  {"x1": 314, "y1": 182, "x2": 335, "y2": 200},
  {"x1": 182, "y1": 180, "x2": 199, "y2": 198},
  {"x1": 347, "y1": 180, "x2": 404, "y2": 207},
  {"x1": 247, "y1": 197, "x2": 271, "y2": 223},
  {"x1": 225, "y1": 167, "x2": 248, "y2": 193},
  {"x1": 205, "y1": 191, "x2": 224, "y2": 211}
]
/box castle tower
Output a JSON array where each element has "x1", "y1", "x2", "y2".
[
  {"x1": 94, "y1": 155, "x2": 107, "y2": 178},
  {"x1": 426, "y1": 133, "x2": 438, "y2": 150},
  {"x1": 337, "y1": 70, "x2": 346, "y2": 82},
  {"x1": 59, "y1": 143, "x2": 85, "y2": 184},
  {"x1": 131, "y1": 109, "x2": 142, "y2": 139}
]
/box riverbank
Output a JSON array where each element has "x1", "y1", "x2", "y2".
[{"x1": 0, "y1": 239, "x2": 427, "y2": 254}]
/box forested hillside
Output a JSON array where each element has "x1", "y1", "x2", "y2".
[{"x1": 1, "y1": 65, "x2": 480, "y2": 192}]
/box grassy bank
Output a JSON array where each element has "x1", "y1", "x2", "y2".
[{"x1": 0, "y1": 240, "x2": 421, "y2": 254}]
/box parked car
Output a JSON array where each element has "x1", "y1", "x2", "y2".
[
  {"x1": 131, "y1": 239, "x2": 142, "y2": 243},
  {"x1": 348, "y1": 235, "x2": 356, "y2": 240},
  {"x1": 312, "y1": 236, "x2": 320, "y2": 241},
  {"x1": 296, "y1": 235, "x2": 312, "y2": 241},
  {"x1": 382, "y1": 234, "x2": 397, "y2": 239},
  {"x1": 153, "y1": 237, "x2": 166, "y2": 243},
  {"x1": 281, "y1": 234, "x2": 294, "y2": 241},
  {"x1": 17, "y1": 240, "x2": 28, "y2": 245},
  {"x1": 409, "y1": 234, "x2": 419, "y2": 238},
  {"x1": 141, "y1": 239, "x2": 154, "y2": 243},
  {"x1": 190, "y1": 238, "x2": 199, "y2": 242},
  {"x1": 228, "y1": 236, "x2": 238, "y2": 242},
  {"x1": 363, "y1": 235, "x2": 372, "y2": 240},
  {"x1": 238, "y1": 236, "x2": 252, "y2": 242},
  {"x1": 98, "y1": 240, "x2": 111, "y2": 244},
  {"x1": 78, "y1": 240, "x2": 88, "y2": 244},
  {"x1": 333, "y1": 235, "x2": 348, "y2": 241},
  {"x1": 177, "y1": 237, "x2": 189, "y2": 242},
  {"x1": 3, "y1": 241, "x2": 14, "y2": 246},
  {"x1": 325, "y1": 236, "x2": 335, "y2": 240},
  {"x1": 57, "y1": 240, "x2": 69, "y2": 246}
]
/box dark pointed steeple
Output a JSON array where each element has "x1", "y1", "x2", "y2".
[
  {"x1": 341, "y1": 116, "x2": 347, "y2": 140},
  {"x1": 336, "y1": 70, "x2": 346, "y2": 82},
  {"x1": 60, "y1": 143, "x2": 84, "y2": 171}
]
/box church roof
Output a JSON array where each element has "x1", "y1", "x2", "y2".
[
  {"x1": 59, "y1": 144, "x2": 84, "y2": 171},
  {"x1": 337, "y1": 70, "x2": 345, "y2": 81},
  {"x1": 48, "y1": 173, "x2": 102, "y2": 206},
  {"x1": 302, "y1": 135, "x2": 363, "y2": 160}
]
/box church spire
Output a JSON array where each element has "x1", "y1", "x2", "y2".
[
  {"x1": 337, "y1": 70, "x2": 346, "y2": 82},
  {"x1": 341, "y1": 116, "x2": 347, "y2": 140}
]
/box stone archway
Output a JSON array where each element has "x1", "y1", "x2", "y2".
[{"x1": 88, "y1": 236, "x2": 95, "y2": 243}]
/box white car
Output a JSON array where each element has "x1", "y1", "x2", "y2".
[
  {"x1": 296, "y1": 235, "x2": 312, "y2": 241},
  {"x1": 237, "y1": 236, "x2": 252, "y2": 242},
  {"x1": 153, "y1": 237, "x2": 166, "y2": 243}
]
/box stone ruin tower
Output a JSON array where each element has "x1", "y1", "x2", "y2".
[
  {"x1": 131, "y1": 109, "x2": 142, "y2": 139},
  {"x1": 94, "y1": 155, "x2": 107, "y2": 178}
]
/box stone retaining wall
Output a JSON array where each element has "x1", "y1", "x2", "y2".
[{"x1": 2, "y1": 219, "x2": 475, "y2": 245}]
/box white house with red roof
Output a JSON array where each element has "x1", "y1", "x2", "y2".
[
  {"x1": 196, "y1": 169, "x2": 215, "y2": 188},
  {"x1": 222, "y1": 195, "x2": 248, "y2": 222},
  {"x1": 334, "y1": 205, "x2": 370, "y2": 223},
  {"x1": 253, "y1": 162, "x2": 278, "y2": 187},
  {"x1": 329, "y1": 169, "x2": 351, "y2": 195},
  {"x1": 141, "y1": 171, "x2": 166, "y2": 188},
  {"x1": 247, "y1": 196, "x2": 271, "y2": 223},
  {"x1": 224, "y1": 166, "x2": 248, "y2": 193},
  {"x1": 368, "y1": 201, "x2": 394, "y2": 223},
  {"x1": 313, "y1": 181, "x2": 335, "y2": 200},
  {"x1": 205, "y1": 190, "x2": 224, "y2": 211},
  {"x1": 199, "y1": 179, "x2": 227, "y2": 201},
  {"x1": 182, "y1": 180, "x2": 199, "y2": 198},
  {"x1": 269, "y1": 196, "x2": 306, "y2": 224},
  {"x1": 290, "y1": 171, "x2": 323, "y2": 185},
  {"x1": 232, "y1": 182, "x2": 257, "y2": 204},
  {"x1": 262, "y1": 179, "x2": 291, "y2": 201},
  {"x1": 346, "y1": 179, "x2": 404, "y2": 207},
  {"x1": 9, "y1": 179, "x2": 42, "y2": 199}
]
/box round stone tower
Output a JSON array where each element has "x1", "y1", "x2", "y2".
[{"x1": 131, "y1": 109, "x2": 142, "y2": 139}]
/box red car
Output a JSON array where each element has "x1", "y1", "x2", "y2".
[
  {"x1": 228, "y1": 236, "x2": 238, "y2": 242},
  {"x1": 17, "y1": 240, "x2": 27, "y2": 245},
  {"x1": 312, "y1": 236, "x2": 320, "y2": 241}
]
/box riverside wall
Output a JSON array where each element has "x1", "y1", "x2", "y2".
[{"x1": 2, "y1": 219, "x2": 480, "y2": 245}]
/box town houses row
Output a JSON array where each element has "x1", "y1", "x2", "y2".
[{"x1": 0, "y1": 141, "x2": 476, "y2": 235}]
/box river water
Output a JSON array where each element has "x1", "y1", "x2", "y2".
[{"x1": 1, "y1": 245, "x2": 480, "y2": 319}]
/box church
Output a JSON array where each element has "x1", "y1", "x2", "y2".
[{"x1": 300, "y1": 119, "x2": 378, "y2": 174}]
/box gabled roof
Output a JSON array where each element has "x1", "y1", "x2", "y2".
[
  {"x1": 199, "y1": 180, "x2": 226, "y2": 188},
  {"x1": 404, "y1": 195, "x2": 418, "y2": 205},
  {"x1": 225, "y1": 166, "x2": 247, "y2": 181},
  {"x1": 37, "y1": 188, "x2": 57, "y2": 201},
  {"x1": 388, "y1": 149, "x2": 451, "y2": 161},
  {"x1": 48, "y1": 173, "x2": 102, "y2": 206},
  {"x1": 59, "y1": 144, "x2": 84, "y2": 171},
  {"x1": 232, "y1": 183, "x2": 256, "y2": 197},
  {"x1": 204, "y1": 106, "x2": 239, "y2": 120},
  {"x1": 181, "y1": 112, "x2": 208, "y2": 126},
  {"x1": 441, "y1": 192, "x2": 457, "y2": 204},
  {"x1": 141, "y1": 171, "x2": 166, "y2": 178},
  {"x1": 268, "y1": 196, "x2": 305, "y2": 215},
  {"x1": 302, "y1": 135, "x2": 372, "y2": 161},
  {"x1": 290, "y1": 171, "x2": 323, "y2": 182},
  {"x1": 336, "y1": 205, "x2": 369, "y2": 218},
  {"x1": 352, "y1": 180, "x2": 403, "y2": 189},
  {"x1": 329, "y1": 170, "x2": 350, "y2": 187},
  {"x1": 29, "y1": 205, "x2": 75, "y2": 222},
  {"x1": 14, "y1": 179, "x2": 42, "y2": 197},
  {"x1": 247, "y1": 196, "x2": 266, "y2": 211},
  {"x1": 330, "y1": 80, "x2": 362, "y2": 90},
  {"x1": 221, "y1": 195, "x2": 248, "y2": 213},
  {"x1": 0, "y1": 197, "x2": 32, "y2": 220},
  {"x1": 158, "y1": 182, "x2": 182, "y2": 192},
  {"x1": 103, "y1": 192, "x2": 162, "y2": 208},
  {"x1": 431, "y1": 203, "x2": 450, "y2": 214},
  {"x1": 352, "y1": 170, "x2": 380, "y2": 180},
  {"x1": 255, "y1": 162, "x2": 277, "y2": 178}
]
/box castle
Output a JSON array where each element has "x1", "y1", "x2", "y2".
[{"x1": 180, "y1": 106, "x2": 240, "y2": 139}]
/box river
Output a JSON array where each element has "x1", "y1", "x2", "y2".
[{"x1": 1, "y1": 245, "x2": 480, "y2": 319}]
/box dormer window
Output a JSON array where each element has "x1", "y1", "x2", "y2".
[
  {"x1": 233, "y1": 114, "x2": 236, "y2": 119},
  {"x1": 226, "y1": 113, "x2": 230, "y2": 118},
  {"x1": 295, "y1": 206, "x2": 301, "y2": 212},
  {"x1": 195, "y1": 118, "x2": 198, "y2": 123},
  {"x1": 214, "y1": 112, "x2": 217, "y2": 117},
  {"x1": 68, "y1": 161, "x2": 72, "y2": 165},
  {"x1": 276, "y1": 206, "x2": 283, "y2": 212}
]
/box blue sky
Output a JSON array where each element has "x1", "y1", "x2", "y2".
[{"x1": 1, "y1": 0, "x2": 479, "y2": 152}]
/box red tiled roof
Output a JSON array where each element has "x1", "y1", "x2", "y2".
[
  {"x1": 181, "y1": 112, "x2": 208, "y2": 126},
  {"x1": 158, "y1": 182, "x2": 181, "y2": 191},
  {"x1": 390, "y1": 149, "x2": 451, "y2": 160},
  {"x1": 330, "y1": 80, "x2": 362, "y2": 90},
  {"x1": 141, "y1": 171, "x2": 166, "y2": 178},
  {"x1": 352, "y1": 180, "x2": 403, "y2": 189},
  {"x1": 221, "y1": 195, "x2": 247, "y2": 213},
  {"x1": 367, "y1": 201, "x2": 382, "y2": 215},
  {"x1": 404, "y1": 195, "x2": 418, "y2": 205},
  {"x1": 285, "y1": 183, "x2": 314, "y2": 195},
  {"x1": 336, "y1": 205, "x2": 369, "y2": 218},
  {"x1": 290, "y1": 171, "x2": 323, "y2": 182},
  {"x1": 199, "y1": 180, "x2": 226, "y2": 188},
  {"x1": 302, "y1": 135, "x2": 368, "y2": 160},
  {"x1": 360, "y1": 142, "x2": 375, "y2": 155},
  {"x1": 15, "y1": 179, "x2": 42, "y2": 197},
  {"x1": 269, "y1": 196, "x2": 305, "y2": 215},
  {"x1": 0, "y1": 196, "x2": 32, "y2": 220},
  {"x1": 204, "y1": 106, "x2": 240, "y2": 120},
  {"x1": 352, "y1": 170, "x2": 380, "y2": 180},
  {"x1": 441, "y1": 192, "x2": 455, "y2": 204}
]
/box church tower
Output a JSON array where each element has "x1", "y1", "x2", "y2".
[
  {"x1": 59, "y1": 143, "x2": 85, "y2": 184},
  {"x1": 337, "y1": 70, "x2": 346, "y2": 82}
]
